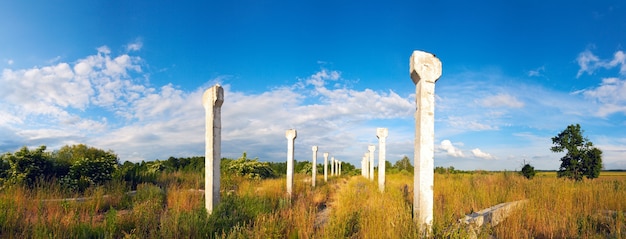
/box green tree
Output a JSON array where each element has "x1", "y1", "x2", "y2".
[
  {"x1": 520, "y1": 163, "x2": 536, "y2": 179},
  {"x1": 394, "y1": 155, "x2": 414, "y2": 173},
  {"x1": 551, "y1": 124, "x2": 603, "y2": 181},
  {"x1": 54, "y1": 144, "x2": 120, "y2": 191},
  {"x1": 1, "y1": 146, "x2": 53, "y2": 186},
  {"x1": 62, "y1": 156, "x2": 118, "y2": 191},
  {"x1": 54, "y1": 144, "x2": 117, "y2": 164}
]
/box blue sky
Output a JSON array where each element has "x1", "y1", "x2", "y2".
[{"x1": 1, "y1": 1, "x2": 625, "y2": 170}]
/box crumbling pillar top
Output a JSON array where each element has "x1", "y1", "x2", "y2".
[
  {"x1": 285, "y1": 129, "x2": 297, "y2": 139},
  {"x1": 410, "y1": 51, "x2": 442, "y2": 84},
  {"x1": 377, "y1": 128, "x2": 389, "y2": 138},
  {"x1": 202, "y1": 84, "x2": 224, "y2": 108}
]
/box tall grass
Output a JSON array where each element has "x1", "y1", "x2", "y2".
[{"x1": 1, "y1": 171, "x2": 624, "y2": 238}]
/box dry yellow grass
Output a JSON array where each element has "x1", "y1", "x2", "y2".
[
  {"x1": 324, "y1": 172, "x2": 625, "y2": 238},
  {"x1": 2, "y1": 171, "x2": 624, "y2": 238}
]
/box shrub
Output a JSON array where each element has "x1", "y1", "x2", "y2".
[
  {"x1": 227, "y1": 152, "x2": 277, "y2": 179},
  {"x1": 520, "y1": 164, "x2": 536, "y2": 179},
  {"x1": 2, "y1": 146, "x2": 53, "y2": 186}
]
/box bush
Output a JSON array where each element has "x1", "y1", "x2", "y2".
[
  {"x1": 61, "y1": 156, "x2": 118, "y2": 191},
  {"x1": 2, "y1": 146, "x2": 53, "y2": 186},
  {"x1": 227, "y1": 152, "x2": 277, "y2": 179},
  {"x1": 520, "y1": 164, "x2": 536, "y2": 179}
]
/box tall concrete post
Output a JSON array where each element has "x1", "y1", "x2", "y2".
[
  {"x1": 202, "y1": 84, "x2": 224, "y2": 215},
  {"x1": 331, "y1": 157, "x2": 335, "y2": 176},
  {"x1": 368, "y1": 145, "x2": 376, "y2": 181},
  {"x1": 312, "y1": 146, "x2": 318, "y2": 187},
  {"x1": 410, "y1": 50, "x2": 442, "y2": 234},
  {"x1": 361, "y1": 157, "x2": 366, "y2": 176},
  {"x1": 338, "y1": 160, "x2": 342, "y2": 176},
  {"x1": 286, "y1": 129, "x2": 297, "y2": 197},
  {"x1": 377, "y1": 128, "x2": 388, "y2": 192},
  {"x1": 323, "y1": 152, "x2": 329, "y2": 182},
  {"x1": 363, "y1": 152, "x2": 369, "y2": 178}
]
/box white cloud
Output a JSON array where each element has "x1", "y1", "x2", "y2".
[
  {"x1": 576, "y1": 49, "x2": 626, "y2": 117},
  {"x1": 528, "y1": 66, "x2": 545, "y2": 77},
  {"x1": 471, "y1": 148, "x2": 495, "y2": 160},
  {"x1": 7, "y1": 59, "x2": 13, "y2": 65},
  {"x1": 126, "y1": 41, "x2": 143, "y2": 52},
  {"x1": 582, "y1": 77, "x2": 626, "y2": 116},
  {"x1": 439, "y1": 140, "x2": 464, "y2": 157},
  {"x1": 577, "y1": 49, "x2": 626, "y2": 77},
  {"x1": 445, "y1": 116, "x2": 498, "y2": 131},
  {"x1": 478, "y1": 93, "x2": 524, "y2": 108},
  {"x1": 0, "y1": 48, "x2": 419, "y2": 165}
]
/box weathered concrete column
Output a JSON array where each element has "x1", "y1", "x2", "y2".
[
  {"x1": 377, "y1": 128, "x2": 388, "y2": 192},
  {"x1": 323, "y1": 152, "x2": 329, "y2": 182},
  {"x1": 361, "y1": 157, "x2": 366, "y2": 176},
  {"x1": 338, "y1": 160, "x2": 342, "y2": 176},
  {"x1": 410, "y1": 50, "x2": 442, "y2": 234},
  {"x1": 286, "y1": 129, "x2": 297, "y2": 197},
  {"x1": 331, "y1": 158, "x2": 334, "y2": 176},
  {"x1": 312, "y1": 146, "x2": 318, "y2": 187},
  {"x1": 363, "y1": 152, "x2": 369, "y2": 178},
  {"x1": 368, "y1": 145, "x2": 376, "y2": 181},
  {"x1": 202, "y1": 84, "x2": 224, "y2": 215}
]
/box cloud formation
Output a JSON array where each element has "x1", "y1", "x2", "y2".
[
  {"x1": 577, "y1": 49, "x2": 626, "y2": 77},
  {"x1": 439, "y1": 140, "x2": 464, "y2": 157},
  {"x1": 2, "y1": 45, "x2": 625, "y2": 170},
  {"x1": 577, "y1": 50, "x2": 626, "y2": 117},
  {"x1": 471, "y1": 148, "x2": 495, "y2": 160},
  {"x1": 0, "y1": 46, "x2": 416, "y2": 166}
]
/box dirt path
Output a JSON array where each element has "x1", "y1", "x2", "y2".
[{"x1": 314, "y1": 177, "x2": 349, "y2": 230}]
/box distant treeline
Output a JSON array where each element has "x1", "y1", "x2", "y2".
[{"x1": 5, "y1": 144, "x2": 562, "y2": 193}]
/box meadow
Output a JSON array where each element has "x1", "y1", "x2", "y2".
[{"x1": 0, "y1": 170, "x2": 624, "y2": 238}]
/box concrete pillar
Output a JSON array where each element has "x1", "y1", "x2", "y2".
[
  {"x1": 410, "y1": 50, "x2": 442, "y2": 234},
  {"x1": 286, "y1": 129, "x2": 297, "y2": 197},
  {"x1": 338, "y1": 160, "x2": 342, "y2": 176},
  {"x1": 202, "y1": 84, "x2": 224, "y2": 215},
  {"x1": 312, "y1": 146, "x2": 318, "y2": 187},
  {"x1": 377, "y1": 128, "x2": 388, "y2": 192},
  {"x1": 368, "y1": 145, "x2": 376, "y2": 181},
  {"x1": 363, "y1": 152, "x2": 369, "y2": 178},
  {"x1": 331, "y1": 156, "x2": 335, "y2": 176},
  {"x1": 361, "y1": 157, "x2": 366, "y2": 176},
  {"x1": 323, "y1": 152, "x2": 329, "y2": 182}
]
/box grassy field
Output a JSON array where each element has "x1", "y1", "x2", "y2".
[{"x1": 0, "y1": 171, "x2": 624, "y2": 238}]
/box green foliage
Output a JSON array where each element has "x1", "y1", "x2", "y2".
[
  {"x1": 394, "y1": 156, "x2": 414, "y2": 174},
  {"x1": 551, "y1": 124, "x2": 603, "y2": 181},
  {"x1": 384, "y1": 161, "x2": 393, "y2": 172},
  {"x1": 520, "y1": 164, "x2": 536, "y2": 179},
  {"x1": 226, "y1": 152, "x2": 277, "y2": 179},
  {"x1": 297, "y1": 161, "x2": 313, "y2": 174},
  {"x1": 435, "y1": 166, "x2": 460, "y2": 174},
  {"x1": 341, "y1": 162, "x2": 358, "y2": 175},
  {"x1": 54, "y1": 144, "x2": 116, "y2": 164},
  {"x1": 207, "y1": 194, "x2": 276, "y2": 235},
  {"x1": 268, "y1": 161, "x2": 287, "y2": 176},
  {"x1": 0, "y1": 158, "x2": 9, "y2": 181},
  {"x1": 61, "y1": 156, "x2": 118, "y2": 191},
  {"x1": 1, "y1": 146, "x2": 53, "y2": 186}
]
